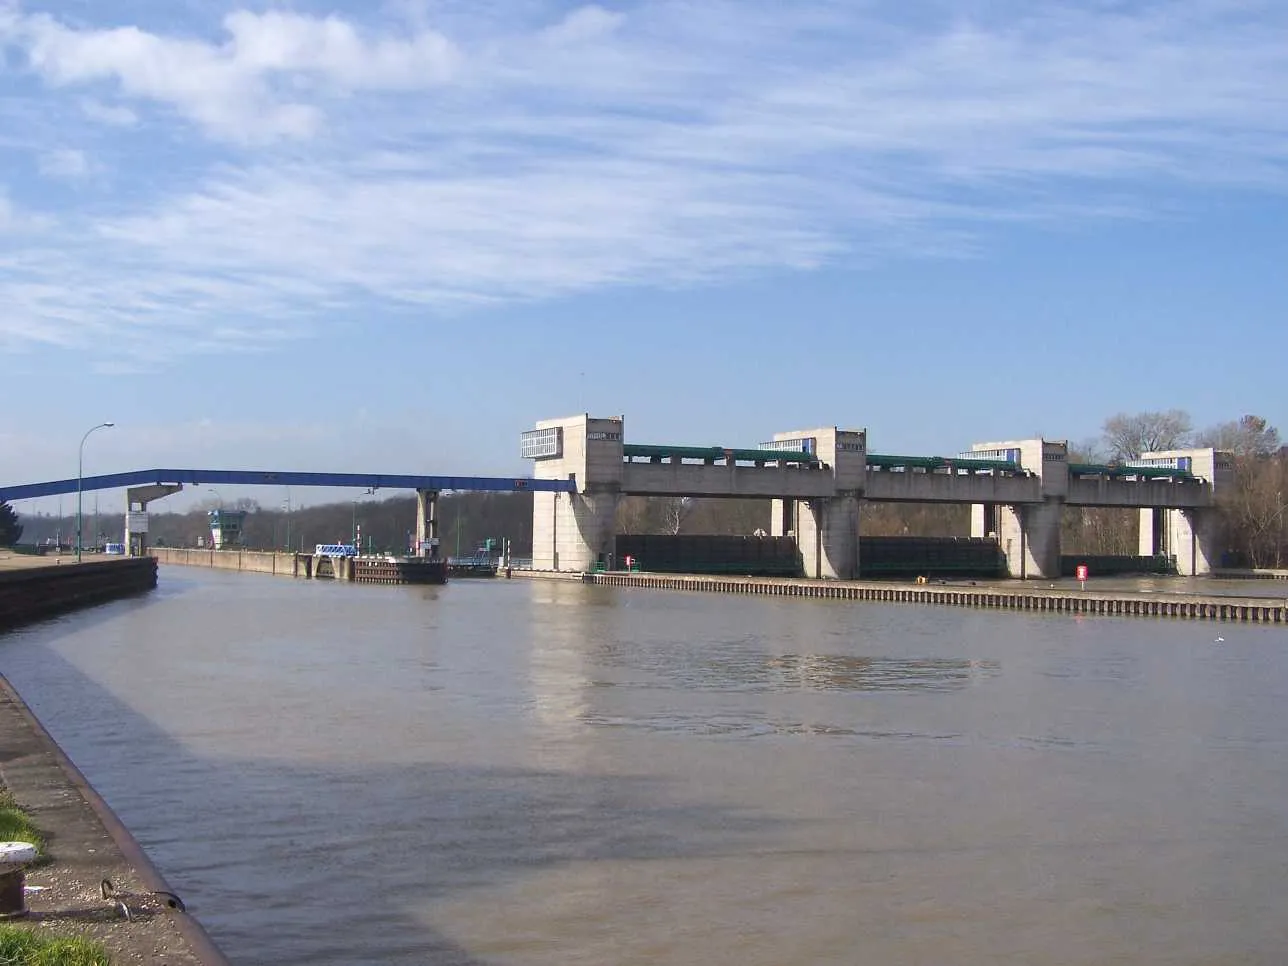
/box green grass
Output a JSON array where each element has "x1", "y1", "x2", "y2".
[
  {"x1": 0, "y1": 791, "x2": 43, "y2": 857},
  {"x1": 0, "y1": 793, "x2": 108, "y2": 965},
  {"x1": 0, "y1": 927, "x2": 110, "y2": 966}
]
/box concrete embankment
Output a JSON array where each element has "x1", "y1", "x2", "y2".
[
  {"x1": 515, "y1": 569, "x2": 1288, "y2": 623},
  {"x1": 1214, "y1": 568, "x2": 1288, "y2": 581},
  {"x1": 0, "y1": 675, "x2": 231, "y2": 964},
  {"x1": 152, "y1": 548, "x2": 448, "y2": 584},
  {"x1": 152, "y1": 547, "x2": 298, "y2": 576},
  {"x1": 0, "y1": 556, "x2": 158, "y2": 633}
]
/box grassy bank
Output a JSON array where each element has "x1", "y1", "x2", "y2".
[
  {"x1": 0, "y1": 789, "x2": 44, "y2": 855},
  {"x1": 0, "y1": 928, "x2": 109, "y2": 966}
]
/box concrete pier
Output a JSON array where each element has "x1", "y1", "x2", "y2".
[
  {"x1": 771, "y1": 428, "x2": 865, "y2": 579},
  {"x1": 529, "y1": 415, "x2": 623, "y2": 571},
  {"x1": 970, "y1": 439, "x2": 1066, "y2": 580}
]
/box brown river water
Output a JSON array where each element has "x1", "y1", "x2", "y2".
[{"x1": 2, "y1": 568, "x2": 1287, "y2": 965}]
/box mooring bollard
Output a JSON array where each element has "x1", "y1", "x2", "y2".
[{"x1": 0, "y1": 841, "x2": 38, "y2": 917}]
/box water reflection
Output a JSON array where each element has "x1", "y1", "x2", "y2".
[
  {"x1": 1041, "y1": 652, "x2": 1141, "y2": 683},
  {"x1": 523, "y1": 582, "x2": 604, "y2": 769},
  {"x1": 601, "y1": 648, "x2": 999, "y2": 694},
  {"x1": 762, "y1": 654, "x2": 998, "y2": 692},
  {"x1": 578, "y1": 707, "x2": 962, "y2": 741}
]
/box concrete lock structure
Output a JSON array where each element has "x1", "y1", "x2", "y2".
[
  {"x1": 523, "y1": 415, "x2": 854, "y2": 575},
  {"x1": 525, "y1": 415, "x2": 1232, "y2": 580},
  {"x1": 2, "y1": 430, "x2": 1229, "y2": 581}
]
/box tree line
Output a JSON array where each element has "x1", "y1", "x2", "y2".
[
  {"x1": 8, "y1": 491, "x2": 535, "y2": 558},
  {"x1": 4, "y1": 410, "x2": 1283, "y2": 567}
]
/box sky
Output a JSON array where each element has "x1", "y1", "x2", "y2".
[{"x1": 2, "y1": 0, "x2": 1286, "y2": 513}]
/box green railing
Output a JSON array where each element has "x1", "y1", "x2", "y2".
[{"x1": 622, "y1": 443, "x2": 819, "y2": 466}]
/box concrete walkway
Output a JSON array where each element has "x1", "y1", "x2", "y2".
[
  {"x1": 0, "y1": 676, "x2": 228, "y2": 965},
  {"x1": 0, "y1": 551, "x2": 89, "y2": 570}
]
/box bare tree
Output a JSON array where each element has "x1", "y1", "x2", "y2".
[
  {"x1": 684, "y1": 498, "x2": 769, "y2": 535},
  {"x1": 1067, "y1": 438, "x2": 1107, "y2": 463},
  {"x1": 1102, "y1": 410, "x2": 1193, "y2": 460},
  {"x1": 660, "y1": 497, "x2": 693, "y2": 535},
  {"x1": 862, "y1": 502, "x2": 967, "y2": 537},
  {"x1": 1197, "y1": 414, "x2": 1281, "y2": 457},
  {"x1": 1219, "y1": 452, "x2": 1288, "y2": 568},
  {"x1": 614, "y1": 496, "x2": 652, "y2": 534},
  {"x1": 1061, "y1": 507, "x2": 1136, "y2": 555}
]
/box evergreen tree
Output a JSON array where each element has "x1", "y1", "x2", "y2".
[{"x1": 0, "y1": 502, "x2": 23, "y2": 546}]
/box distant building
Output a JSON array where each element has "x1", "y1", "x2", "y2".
[{"x1": 208, "y1": 509, "x2": 247, "y2": 549}]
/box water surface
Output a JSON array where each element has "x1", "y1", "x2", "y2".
[{"x1": 2, "y1": 568, "x2": 1286, "y2": 964}]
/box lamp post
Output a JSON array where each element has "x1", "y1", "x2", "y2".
[
  {"x1": 352, "y1": 488, "x2": 375, "y2": 551},
  {"x1": 282, "y1": 492, "x2": 292, "y2": 553},
  {"x1": 77, "y1": 422, "x2": 114, "y2": 562}
]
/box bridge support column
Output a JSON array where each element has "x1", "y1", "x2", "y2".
[
  {"x1": 124, "y1": 484, "x2": 183, "y2": 556},
  {"x1": 1139, "y1": 508, "x2": 1169, "y2": 557},
  {"x1": 998, "y1": 500, "x2": 1061, "y2": 579},
  {"x1": 415, "y1": 490, "x2": 440, "y2": 559},
  {"x1": 1140, "y1": 507, "x2": 1220, "y2": 574},
  {"x1": 533, "y1": 491, "x2": 619, "y2": 572},
  {"x1": 797, "y1": 495, "x2": 860, "y2": 579},
  {"x1": 769, "y1": 499, "x2": 795, "y2": 538},
  {"x1": 1164, "y1": 508, "x2": 1221, "y2": 575},
  {"x1": 970, "y1": 504, "x2": 999, "y2": 540}
]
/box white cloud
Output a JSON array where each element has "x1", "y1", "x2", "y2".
[
  {"x1": 80, "y1": 98, "x2": 138, "y2": 126},
  {"x1": 6, "y1": 8, "x2": 458, "y2": 140},
  {"x1": 539, "y1": 5, "x2": 624, "y2": 45},
  {"x1": 222, "y1": 10, "x2": 457, "y2": 90},
  {"x1": 0, "y1": 1, "x2": 1286, "y2": 367},
  {"x1": 0, "y1": 190, "x2": 52, "y2": 235},
  {"x1": 38, "y1": 147, "x2": 91, "y2": 180}
]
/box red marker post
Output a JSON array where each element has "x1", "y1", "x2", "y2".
[{"x1": 1076, "y1": 563, "x2": 1089, "y2": 590}]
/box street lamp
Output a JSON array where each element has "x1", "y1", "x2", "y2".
[
  {"x1": 282, "y1": 492, "x2": 292, "y2": 553},
  {"x1": 77, "y1": 422, "x2": 114, "y2": 562},
  {"x1": 206, "y1": 488, "x2": 224, "y2": 507},
  {"x1": 352, "y1": 488, "x2": 375, "y2": 553}
]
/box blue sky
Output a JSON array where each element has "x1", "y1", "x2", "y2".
[{"x1": 2, "y1": 0, "x2": 1285, "y2": 512}]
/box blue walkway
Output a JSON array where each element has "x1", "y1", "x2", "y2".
[{"x1": 0, "y1": 469, "x2": 576, "y2": 502}]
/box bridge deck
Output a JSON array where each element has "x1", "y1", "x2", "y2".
[
  {"x1": 1065, "y1": 477, "x2": 1212, "y2": 508},
  {"x1": 0, "y1": 469, "x2": 576, "y2": 502},
  {"x1": 621, "y1": 462, "x2": 836, "y2": 498},
  {"x1": 864, "y1": 470, "x2": 1042, "y2": 504}
]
